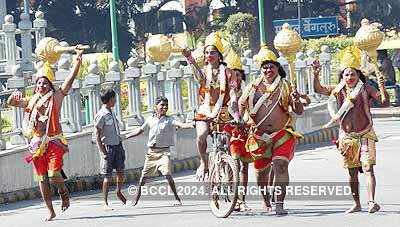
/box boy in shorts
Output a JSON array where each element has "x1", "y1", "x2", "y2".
[
  {"x1": 94, "y1": 89, "x2": 127, "y2": 210},
  {"x1": 127, "y1": 96, "x2": 195, "y2": 206}
]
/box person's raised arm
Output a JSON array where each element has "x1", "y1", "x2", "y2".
[
  {"x1": 182, "y1": 48, "x2": 205, "y2": 83},
  {"x1": 289, "y1": 89, "x2": 304, "y2": 115},
  {"x1": 60, "y1": 46, "x2": 84, "y2": 95},
  {"x1": 312, "y1": 60, "x2": 335, "y2": 96}
]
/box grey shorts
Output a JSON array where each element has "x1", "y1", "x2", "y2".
[{"x1": 100, "y1": 143, "x2": 126, "y2": 177}]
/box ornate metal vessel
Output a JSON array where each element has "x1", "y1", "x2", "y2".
[{"x1": 274, "y1": 23, "x2": 302, "y2": 89}]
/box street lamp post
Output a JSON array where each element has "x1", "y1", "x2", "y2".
[
  {"x1": 23, "y1": 0, "x2": 29, "y2": 14},
  {"x1": 258, "y1": 0, "x2": 266, "y2": 45},
  {"x1": 109, "y1": 0, "x2": 120, "y2": 62},
  {"x1": 298, "y1": 0, "x2": 301, "y2": 36}
]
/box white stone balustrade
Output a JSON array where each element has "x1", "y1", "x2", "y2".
[
  {"x1": 18, "y1": 12, "x2": 34, "y2": 72},
  {"x1": 167, "y1": 59, "x2": 184, "y2": 117},
  {"x1": 242, "y1": 50, "x2": 252, "y2": 81},
  {"x1": 141, "y1": 62, "x2": 160, "y2": 110},
  {"x1": 56, "y1": 42, "x2": 82, "y2": 133},
  {"x1": 1, "y1": 10, "x2": 46, "y2": 76},
  {"x1": 183, "y1": 65, "x2": 198, "y2": 112},
  {"x1": 295, "y1": 51, "x2": 307, "y2": 94},
  {"x1": 7, "y1": 65, "x2": 27, "y2": 145},
  {"x1": 277, "y1": 53, "x2": 290, "y2": 78},
  {"x1": 0, "y1": 0, "x2": 6, "y2": 25},
  {"x1": 33, "y1": 11, "x2": 47, "y2": 46},
  {"x1": 3, "y1": 15, "x2": 18, "y2": 75},
  {"x1": 83, "y1": 59, "x2": 102, "y2": 124},
  {"x1": 320, "y1": 45, "x2": 332, "y2": 86},
  {"x1": 306, "y1": 49, "x2": 317, "y2": 100},
  {"x1": 125, "y1": 57, "x2": 143, "y2": 126},
  {"x1": 106, "y1": 61, "x2": 125, "y2": 130},
  {"x1": 156, "y1": 70, "x2": 166, "y2": 97}
]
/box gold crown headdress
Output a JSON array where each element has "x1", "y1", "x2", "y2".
[
  {"x1": 36, "y1": 62, "x2": 55, "y2": 82},
  {"x1": 253, "y1": 45, "x2": 277, "y2": 67},
  {"x1": 226, "y1": 49, "x2": 243, "y2": 70},
  {"x1": 339, "y1": 46, "x2": 362, "y2": 70},
  {"x1": 204, "y1": 32, "x2": 224, "y2": 54}
]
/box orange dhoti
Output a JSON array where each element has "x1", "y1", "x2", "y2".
[
  {"x1": 30, "y1": 139, "x2": 67, "y2": 182},
  {"x1": 224, "y1": 124, "x2": 253, "y2": 162}
]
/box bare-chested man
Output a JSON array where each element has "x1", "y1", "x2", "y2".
[
  {"x1": 182, "y1": 32, "x2": 241, "y2": 181},
  {"x1": 7, "y1": 46, "x2": 84, "y2": 221},
  {"x1": 313, "y1": 46, "x2": 389, "y2": 214},
  {"x1": 239, "y1": 47, "x2": 304, "y2": 215}
]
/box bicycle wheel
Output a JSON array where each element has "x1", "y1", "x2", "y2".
[{"x1": 209, "y1": 152, "x2": 239, "y2": 218}]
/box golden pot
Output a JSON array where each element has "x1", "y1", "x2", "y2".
[
  {"x1": 146, "y1": 34, "x2": 172, "y2": 62},
  {"x1": 354, "y1": 18, "x2": 384, "y2": 63},
  {"x1": 273, "y1": 23, "x2": 302, "y2": 88},
  {"x1": 35, "y1": 37, "x2": 89, "y2": 64},
  {"x1": 354, "y1": 18, "x2": 387, "y2": 103},
  {"x1": 274, "y1": 23, "x2": 302, "y2": 60}
]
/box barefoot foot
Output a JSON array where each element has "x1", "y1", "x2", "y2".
[
  {"x1": 103, "y1": 203, "x2": 114, "y2": 211},
  {"x1": 235, "y1": 201, "x2": 252, "y2": 212},
  {"x1": 172, "y1": 199, "x2": 182, "y2": 206},
  {"x1": 263, "y1": 205, "x2": 273, "y2": 213},
  {"x1": 368, "y1": 201, "x2": 380, "y2": 213},
  {"x1": 59, "y1": 191, "x2": 70, "y2": 212},
  {"x1": 275, "y1": 202, "x2": 288, "y2": 216},
  {"x1": 345, "y1": 204, "x2": 362, "y2": 214},
  {"x1": 45, "y1": 213, "x2": 56, "y2": 221},
  {"x1": 132, "y1": 197, "x2": 139, "y2": 206}
]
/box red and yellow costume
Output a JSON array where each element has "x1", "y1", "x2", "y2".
[
  {"x1": 237, "y1": 46, "x2": 302, "y2": 171},
  {"x1": 193, "y1": 33, "x2": 240, "y2": 125},
  {"x1": 17, "y1": 63, "x2": 69, "y2": 181}
]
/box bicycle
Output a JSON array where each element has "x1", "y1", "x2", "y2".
[{"x1": 206, "y1": 119, "x2": 240, "y2": 218}]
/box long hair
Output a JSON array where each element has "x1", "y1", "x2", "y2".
[
  {"x1": 261, "y1": 60, "x2": 287, "y2": 78},
  {"x1": 338, "y1": 68, "x2": 367, "y2": 83}
]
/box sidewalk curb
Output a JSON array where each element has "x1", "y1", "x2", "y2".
[
  {"x1": 372, "y1": 113, "x2": 400, "y2": 118},
  {"x1": 298, "y1": 126, "x2": 339, "y2": 146},
  {"x1": 0, "y1": 126, "x2": 338, "y2": 205},
  {"x1": 371, "y1": 107, "x2": 400, "y2": 119}
]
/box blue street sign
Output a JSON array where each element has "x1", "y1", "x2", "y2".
[{"x1": 273, "y1": 16, "x2": 339, "y2": 37}]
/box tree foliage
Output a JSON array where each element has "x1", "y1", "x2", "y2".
[
  {"x1": 224, "y1": 13, "x2": 256, "y2": 55},
  {"x1": 5, "y1": 0, "x2": 400, "y2": 62},
  {"x1": 9, "y1": 0, "x2": 176, "y2": 61}
]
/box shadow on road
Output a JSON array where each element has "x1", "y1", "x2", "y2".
[{"x1": 56, "y1": 207, "x2": 210, "y2": 221}]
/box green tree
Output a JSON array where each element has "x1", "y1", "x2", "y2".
[{"x1": 224, "y1": 13, "x2": 256, "y2": 55}]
